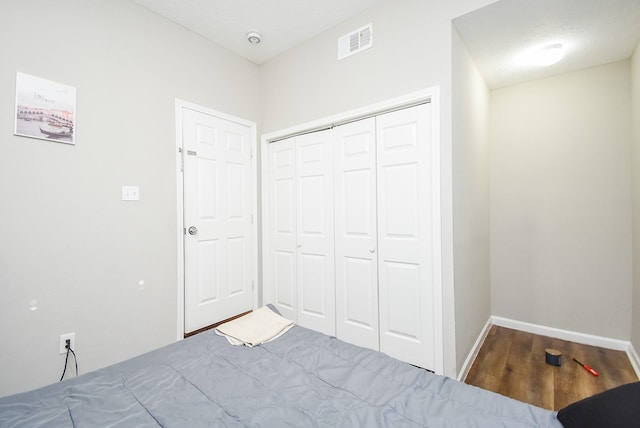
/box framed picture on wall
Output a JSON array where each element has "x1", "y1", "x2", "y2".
[{"x1": 14, "y1": 72, "x2": 76, "y2": 145}]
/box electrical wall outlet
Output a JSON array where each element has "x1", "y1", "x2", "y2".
[{"x1": 59, "y1": 332, "x2": 75, "y2": 354}]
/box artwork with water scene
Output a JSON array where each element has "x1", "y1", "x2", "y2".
[{"x1": 14, "y1": 72, "x2": 76, "y2": 145}]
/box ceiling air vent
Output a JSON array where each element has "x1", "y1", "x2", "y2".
[{"x1": 338, "y1": 23, "x2": 373, "y2": 60}]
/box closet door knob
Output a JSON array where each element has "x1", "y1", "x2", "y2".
[
  {"x1": 369, "y1": 248, "x2": 376, "y2": 253},
  {"x1": 188, "y1": 226, "x2": 198, "y2": 235},
  {"x1": 297, "y1": 244, "x2": 302, "y2": 248}
]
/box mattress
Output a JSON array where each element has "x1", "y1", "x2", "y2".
[{"x1": 0, "y1": 321, "x2": 562, "y2": 427}]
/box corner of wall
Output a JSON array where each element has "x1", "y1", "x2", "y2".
[
  {"x1": 456, "y1": 316, "x2": 493, "y2": 381},
  {"x1": 627, "y1": 341, "x2": 640, "y2": 379},
  {"x1": 451, "y1": 24, "x2": 492, "y2": 376},
  {"x1": 631, "y1": 38, "x2": 640, "y2": 352}
]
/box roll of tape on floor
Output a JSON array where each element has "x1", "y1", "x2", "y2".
[{"x1": 545, "y1": 348, "x2": 562, "y2": 366}]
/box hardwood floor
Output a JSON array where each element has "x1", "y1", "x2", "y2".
[{"x1": 464, "y1": 326, "x2": 638, "y2": 410}]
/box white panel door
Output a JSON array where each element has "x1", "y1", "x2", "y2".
[
  {"x1": 333, "y1": 118, "x2": 379, "y2": 350},
  {"x1": 183, "y1": 108, "x2": 254, "y2": 333},
  {"x1": 296, "y1": 130, "x2": 335, "y2": 336},
  {"x1": 376, "y1": 103, "x2": 435, "y2": 369},
  {"x1": 267, "y1": 138, "x2": 297, "y2": 322}
]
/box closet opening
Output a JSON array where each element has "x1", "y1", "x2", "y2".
[{"x1": 260, "y1": 87, "x2": 445, "y2": 374}]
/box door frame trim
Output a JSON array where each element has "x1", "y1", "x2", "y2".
[
  {"x1": 175, "y1": 99, "x2": 258, "y2": 340},
  {"x1": 260, "y1": 87, "x2": 444, "y2": 374}
]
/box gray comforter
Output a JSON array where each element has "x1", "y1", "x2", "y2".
[{"x1": 0, "y1": 325, "x2": 562, "y2": 427}]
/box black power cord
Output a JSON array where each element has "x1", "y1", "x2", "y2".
[{"x1": 59, "y1": 339, "x2": 78, "y2": 381}]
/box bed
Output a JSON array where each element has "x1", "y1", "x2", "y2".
[{"x1": 0, "y1": 307, "x2": 563, "y2": 427}]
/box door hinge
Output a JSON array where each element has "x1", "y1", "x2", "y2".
[
  {"x1": 178, "y1": 147, "x2": 184, "y2": 172},
  {"x1": 250, "y1": 148, "x2": 254, "y2": 159},
  {"x1": 252, "y1": 280, "x2": 255, "y2": 291},
  {"x1": 251, "y1": 214, "x2": 254, "y2": 224}
]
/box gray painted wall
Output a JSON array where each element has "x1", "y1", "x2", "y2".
[
  {"x1": 452, "y1": 28, "x2": 491, "y2": 373},
  {"x1": 490, "y1": 61, "x2": 633, "y2": 340},
  {"x1": 0, "y1": 0, "x2": 259, "y2": 397}
]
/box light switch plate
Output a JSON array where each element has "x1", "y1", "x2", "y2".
[{"x1": 122, "y1": 186, "x2": 139, "y2": 201}]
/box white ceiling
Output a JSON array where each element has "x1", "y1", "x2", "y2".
[
  {"x1": 132, "y1": 0, "x2": 385, "y2": 65},
  {"x1": 454, "y1": 0, "x2": 640, "y2": 89},
  {"x1": 132, "y1": 0, "x2": 640, "y2": 88}
]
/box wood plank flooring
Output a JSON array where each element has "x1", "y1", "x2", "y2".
[{"x1": 464, "y1": 326, "x2": 638, "y2": 410}]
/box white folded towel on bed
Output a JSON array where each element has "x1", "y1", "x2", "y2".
[{"x1": 215, "y1": 306, "x2": 294, "y2": 347}]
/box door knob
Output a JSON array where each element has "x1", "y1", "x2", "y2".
[
  {"x1": 370, "y1": 248, "x2": 376, "y2": 253},
  {"x1": 188, "y1": 226, "x2": 198, "y2": 235}
]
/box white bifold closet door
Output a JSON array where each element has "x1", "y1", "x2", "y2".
[
  {"x1": 268, "y1": 138, "x2": 297, "y2": 322},
  {"x1": 376, "y1": 104, "x2": 435, "y2": 370},
  {"x1": 267, "y1": 102, "x2": 437, "y2": 370},
  {"x1": 334, "y1": 117, "x2": 379, "y2": 351},
  {"x1": 334, "y1": 104, "x2": 435, "y2": 369},
  {"x1": 268, "y1": 131, "x2": 335, "y2": 336}
]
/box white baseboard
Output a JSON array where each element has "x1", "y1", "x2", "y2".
[
  {"x1": 627, "y1": 342, "x2": 640, "y2": 379},
  {"x1": 457, "y1": 317, "x2": 492, "y2": 382},
  {"x1": 491, "y1": 316, "x2": 631, "y2": 351},
  {"x1": 460, "y1": 316, "x2": 640, "y2": 380}
]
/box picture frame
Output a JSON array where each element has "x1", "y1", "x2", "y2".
[{"x1": 14, "y1": 72, "x2": 76, "y2": 145}]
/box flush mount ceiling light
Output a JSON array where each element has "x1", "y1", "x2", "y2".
[
  {"x1": 524, "y1": 43, "x2": 565, "y2": 67},
  {"x1": 247, "y1": 31, "x2": 262, "y2": 44}
]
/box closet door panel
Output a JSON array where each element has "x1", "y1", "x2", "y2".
[
  {"x1": 380, "y1": 261, "x2": 421, "y2": 339},
  {"x1": 274, "y1": 250, "x2": 295, "y2": 311},
  {"x1": 268, "y1": 138, "x2": 297, "y2": 321},
  {"x1": 299, "y1": 253, "x2": 329, "y2": 316},
  {"x1": 296, "y1": 131, "x2": 335, "y2": 336},
  {"x1": 377, "y1": 103, "x2": 435, "y2": 370},
  {"x1": 334, "y1": 118, "x2": 379, "y2": 350}
]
